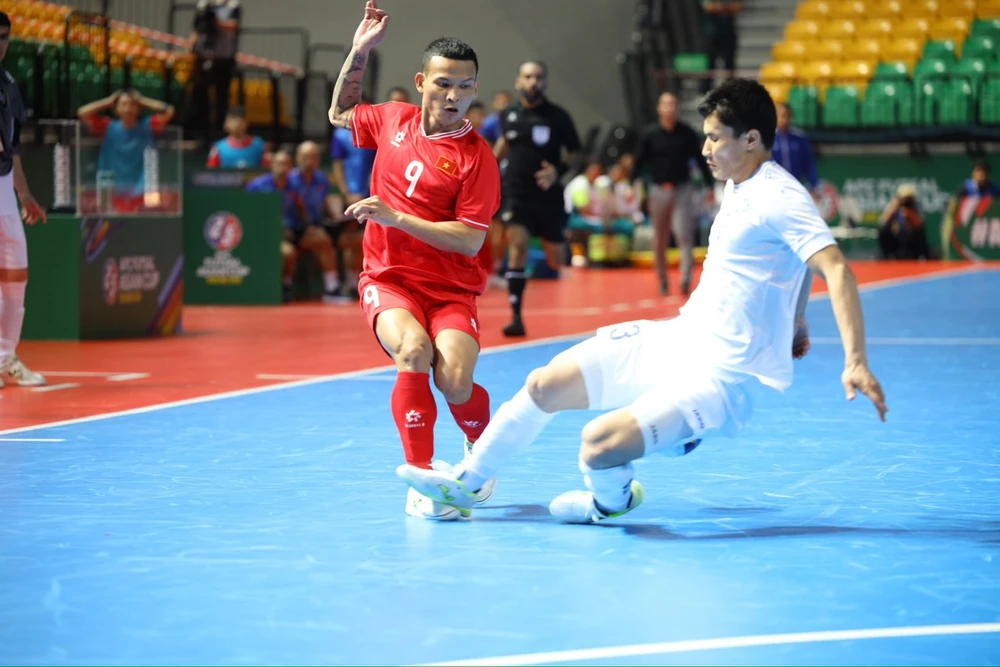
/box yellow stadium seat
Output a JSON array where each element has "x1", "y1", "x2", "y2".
[
  {"x1": 796, "y1": 1, "x2": 834, "y2": 20},
  {"x1": 847, "y1": 38, "x2": 882, "y2": 61},
  {"x1": 931, "y1": 16, "x2": 971, "y2": 37},
  {"x1": 824, "y1": 19, "x2": 858, "y2": 39},
  {"x1": 785, "y1": 20, "x2": 824, "y2": 40},
  {"x1": 773, "y1": 40, "x2": 809, "y2": 62},
  {"x1": 939, "y1": 0, "x2": 977, "y2": 18},
  {"x1": 813, "y1": 39, "x2": 847, "y2": 60},
  {"x1": 764, "y1": 81, "x2": 792, "y2": 104},
  {"x1": 760, "y1": 61, "x2": 799, "y2": 82},
  {"x1": 867, "y1": 0, "x2": 904, "y2": 18},
  {"x1": 857, "y1": 18, "x2": 895, "y2": 39},
  {"x1": 979, "y1": 0, "x2": 1000, "y2": 18},
  {"x1": 881, "y1": 38, "x2": 924, "y2": 67},
  {"x1": 905, "y1": 0, "x2": 940, "y2": 19},
  {"x1": 895, "y1": 17, "x2": 932, "y2": 39},
  {"x1": 832, "y1": 1, "x2": 866, "y2": 19},
  {"x1": 836, "y1": 60, "x2": 876, "y2": 86},
  {"x1": 798, "y1": 60, "x2": 836, "y2": 84}
]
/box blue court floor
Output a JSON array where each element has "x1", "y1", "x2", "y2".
[{"x1": 2, "y1": 268, "x2": 999, "y2": 665}]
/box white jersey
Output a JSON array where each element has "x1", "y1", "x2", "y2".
[{"x1": 677, "y1": 160, "x2": 836, "y2": 391}]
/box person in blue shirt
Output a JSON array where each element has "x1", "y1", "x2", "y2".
[
  {"x1": 207, "y1": 108, "x2": 268, "y2": 169},
  {"x1": 331, "y1": 123, "x2": 375, "y2": 203},
  {"x1": 77, "y1": 89, "x2": 175, "y2": 203},
  {"x1": 478, "y1": 90, "x2": 511, "y2": 145},
  {"x1": 246, "y1": 149, "x2": 338, "y2": 302},
  {"x1": 772, "y1": 103, "x2": 819, "y2": 196},
  {"x1": 957, "y1": 162, "x2": 999, "y2": 198}
]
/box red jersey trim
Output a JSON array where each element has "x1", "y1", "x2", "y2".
[
  {"x1": 421, "y1": 119, "x2": 473, "y2": 141},
  {"x1": 459, "y1": 217, "x2": 490, "y2": 230}
]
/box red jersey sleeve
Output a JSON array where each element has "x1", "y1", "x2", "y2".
[
  {"x1": 350, "y1": 102, "x2": 402, "y2": 149},
  {"x1": 454, "y1": 144, "x2": 501, "y2": 231},
  {"x1": 150, "y1": 114, "x2": 170, "y2": 135}
]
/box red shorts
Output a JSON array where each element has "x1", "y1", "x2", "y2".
[{"x1": 358, "y1": 276, "x2": 481, "y2": 348}]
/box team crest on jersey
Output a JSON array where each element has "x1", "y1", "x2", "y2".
[
  {"x1": 435, "y1": 155, "x2": 458, "y2": 176},
  {"x1": 532, "y1": 126, "x2": 551, "y2": 146}
]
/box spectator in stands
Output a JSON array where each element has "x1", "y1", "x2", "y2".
[
  {"x1": 959, "y1": 161, "x2": 1000, "y2": 199},
  {"x1": 466, "y1": 100, "x2": 488, "y2": 135},
  {"x1": 700, "y1": 0, "x2": 742, "y2": 94},
  {"x1": 565, "y1": 159, "x2": 633, "y2": 266},
  {"x1": 610, "y1": 160, "x2": 645, "y2": 225},
  {"x1": 386, "y1": 86, "x2": 411, "y2": 104},
  {"x1": 878, "y1": 183, "x2": 929, "y2": 260},
  {"x1": 206, "y1": 107, "x2": 269, "y2": 169},
  {"x1": 630, "y1": 91, "x2": 713, "y2": 295},
  {"x1": 77, "y1": 89, "x2": 175, "y2": 209},
  {"x1": 772, "y1": 103, "x2": 820, "y2": 197},
  {"x1": 479, "y1": 90, "x2": 512, "y2": 144},
  {"x1": 189, "y1": 0, "x2": 242, "y2": 147},
  {"x1": 290, "y1": 141, "x2": 359, "y2": 299}
]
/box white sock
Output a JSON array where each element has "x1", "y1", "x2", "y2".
[
  {"x1": 0, "y1": 280, "x2": 27, "y2": 370},
  {"x1": 323, "y1": 272, "x2": 340, "y2": 293},
  {"x1": 581, "y1": 460, "x2": 635, "y2": 513},
  {"x1": 461, "y1": 386, "x2": 555, "y2": 486}
]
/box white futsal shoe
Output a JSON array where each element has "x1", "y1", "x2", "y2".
[
  {"x1": 3, "y1": 356, "x2": 46, "y2": 387},
  {"x1": 549, "y1": 481, "x2": 645, "y2": 524},
  {"x1": 403, "y1": 460, "x2": 465, "y2": 521}
]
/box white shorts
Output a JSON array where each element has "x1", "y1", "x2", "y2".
[
  {"x1": 0, "y1": 213, "x2": 27, "y2": 269},
  {"x1": 568, "y1": 318, "x2": 760, "y2": 454}
]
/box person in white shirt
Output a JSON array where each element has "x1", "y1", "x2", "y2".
[{"x1": 397, "y1": 79, "x2": 888, "y2": 523}]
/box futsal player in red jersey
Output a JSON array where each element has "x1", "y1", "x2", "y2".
[{"x1": 328, "y1": 1, "x2": 501, "y2": 520}]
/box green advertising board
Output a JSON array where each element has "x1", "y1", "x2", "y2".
[
  {"x1": 23, "y1": 215, "x2": 184, "y2": 340},
  {"x1": 943, "y1": 194, "x2": 1000, "y2": 260},
  {"x1": 812, "y1": 153, "x2": 982, "y2": 259},
  {"x1": 183, "y1": 187, "x2": 283, "y2": 305}
]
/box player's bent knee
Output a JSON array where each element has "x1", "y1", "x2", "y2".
[
  {"x1": 394, "y1": 331, "x2": 434, "y2": 371},
  {"x1": 433, "y1": 365, "x2": 473, "y2": 404}
]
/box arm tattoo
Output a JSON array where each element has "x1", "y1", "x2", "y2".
[{"x1": 329, "y1": 50, "x2": 368, "y2": 128}]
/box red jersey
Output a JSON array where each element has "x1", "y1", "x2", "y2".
[{"x1": 351, "y1": 102, "x2": 501, "y2": 295}]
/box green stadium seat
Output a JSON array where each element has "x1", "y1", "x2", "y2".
[
  {"x1": 923, "y1": 40, "x2": 958, "y2": 61},
  {"x1": 962, "y1": 34, "x2": 997, "y2": 61},
  {"x1": 861, "y1": 80, "x2": 914, "y2": 127},
  {"x1": 938, "y1": 80, "x2": 974, "y2": 124},
  {"x1": 789, "y1": 85, "x2": 819, "y2": 127},
  {"x1": 970, "y1": 18, "x2": 1000, "y2": 39},
  {"x1": 914, "y1": 58, "x2": 954, "y2": 82},
  {"x1": 874, "y1": 61, "x2": 910, "y2": 80},
  {"x1": 953, "y1": 58, "x2": 988, "y2": 92},
  {"x1": 822, "y1": 85, "x2": 860, "y2": 127},
  {"x1": 979, "y1": 77, "x2": 1000, "y2": 124},
  {"x1": 916, "y1": 80, "x2": 939, "y2": 125}
]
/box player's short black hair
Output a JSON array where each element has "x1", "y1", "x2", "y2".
[
  {"x1": 422, "y1": 37, "x2": 478, "y2": 76},
  {"x1": 698, "y1": 78, "x2": 777, "y2": 151},
  {"x1": 974, "y1": 161, "x2": 991, "y2": 174},
  {"x1": 0, "y1": 12, "x2": 10, "y2": 30}
]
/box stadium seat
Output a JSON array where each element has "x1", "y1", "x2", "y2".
[
  {"x1": 939, "y1": 0, "x2": 977, "y2": 19},
  {"x1": 846, "y1": 38, "x2": 882, "y2": 62},
  {"x1": 977, "y1": 0, "x2": 1000, "y2": 19},
  {"x1": 881, "y1": 38, "x2": 925, "y2": 69},
  {"x1": 824, "y1": 20, "x2": 858, "y2": 40},
  {"x1": 923, "y1": 40, "x2": 958, "y2": 61},
  {"x1": 938, "y1": 80, "x2": 975, "y2": 124},
  {"x1": 915, "y1": 80, "x2": 940, "y2": 125},
  {"x1": 867, "y1": 0, "x2": 904, "y2": 19},
  {"x1": 978, "y1": 69, "x2": 1000, "y2": 124},
  {"x1": 789, "y1": 85, "x2": 820, "y2": 127},
  {"x1": 896, "y1": 17, "x2": 932, "y2": 40},
  {"x1": 861, "y1": 79, "x2": 914, "y2": 126},
  {"x1": 913, "y1": 57, "x2": 954, "y2": 81},
  {"x1": 874, "y1": 61, "x2": 911, "y2": 80},
  {"x1": 772, "y1": 40, "x2": 809, "y2": 62},
  {"x1": 836, "y1": 60, "x2": 876, "y2": 91},
  {"x1": 785, "y1": 20, "x2": 824, "y2": 41},
  {"x1": 856, "y1": 19, "x2": 895, "y2": 40},
  {"x1": 971, "y1": 18, "x2": 1000, "y2": 38},
  {"x1": 764, "y1": 81, "x2": 792, "y2": 104},
  {"x1": 822, "y1": 85, "x2": 860, "y2": 126},
  {"x1": 796, "y1": 0, "x2": 834, "y2": 20},
  {"x1": 962, "y1": 34, "x2": 997, "y2": 60},
  {"x1": 832, "y1": 1, "x2": 867, "y2": 20},
  {"x1": 906, "y1": 0, "x2": 942, "y2": 20},
  {"x1": 813, "y1": 40, "x2": 847, "y2": 61},
  {"x1": 760, "y1": 61, "x2": 799, "y2": 83}
]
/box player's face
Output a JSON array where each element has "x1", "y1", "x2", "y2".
[
  {"x1": 516, "y1": 63, "x2": 546, "y2": 103},
  {"x1": 0, "y1": 28, "x2": 9, "y2": 62},
  {"x1": 272, "y1": 153, "x2": 292, "y2": 180},
  {"x1": 116, "y1": 94, "x2": 140, "y2": 124},
  {"x1": 702, "y1": 113, "x2": 754, "y2": 182},
  {"x1": 416, "y1": 56, "x2": 479, "y2": 131},
  {"x1": 492, "y1": 91, "x2": 511, "y2": 112}
]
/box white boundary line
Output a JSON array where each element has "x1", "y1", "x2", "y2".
[
  {"x1": 811, "y1": 337, "x2": 1000, "y2": 345},
  {"x1": 0, "y1": 265, "x2": 989, "y2": 437},
  {"x1": 0, "y1": 438, "x2": 67, "y2": 442},
  {"x1": 418, "y1": 622, "x2": 1000, "y2": 667}
]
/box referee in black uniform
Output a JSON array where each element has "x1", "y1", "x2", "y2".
[{"x1": 495, "y1": 61, "x2": 580, "y2": 337}]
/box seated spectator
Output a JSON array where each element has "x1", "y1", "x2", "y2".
[
  {"x1": 77, "y1": 89, "x2": 175, "y2": 210},
  {"x1": 290, "y1": 141, "x2": 361, "y2": 299},
  {"x1": 958, "y1": 161, "x2": 999, "y2": 199},
  {"x1": 879, "y1": 183, "x2": 929, "y2": 260},
  {"x1": 331, "y1": 98, "x2": 375, "y2": 205},
  {"x1": 609, "y1": 159, "x2": 645, "y2": 225},
  {"x1": 466, "y1": 100, "x2": 487, "y2": 135},
  {"x1": 247, "y1": 150, "x2": 339, "y2": 302},
  {"x1": 565, "y1": 159, "x2": 634, "y2": 266},
  {"x1": 207, "y1": 108, "x2": 269, "y2": 169}
]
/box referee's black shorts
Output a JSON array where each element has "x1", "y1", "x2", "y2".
[{"x1": 499, "y1": 190, "x2": 567, "y2": 244}]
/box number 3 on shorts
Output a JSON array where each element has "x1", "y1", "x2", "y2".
[{"x1": 363, "y1": 285, "x2": 380, "y2": 309}]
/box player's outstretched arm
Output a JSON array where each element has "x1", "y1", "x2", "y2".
[
  {"x1": 328, "y1": 0, "x2": 389, "y2": 129},
  {"x1": 806, "y1": 245, "x2": 888, "y2": 421},
  {"x1": 345, "y1": 196, "x2": 486, "y2": 257}
]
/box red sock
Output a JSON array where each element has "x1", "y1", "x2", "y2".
[
  {"x1": 448, "y1": 383, "x2": 491, "y2": 443},
  {"x1": 391, "y1": 371, "x2": 438, "y2": 469}
]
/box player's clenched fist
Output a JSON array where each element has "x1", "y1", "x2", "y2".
[{"x1": 346, "y1": 195, "x2": 397, "y2": 226}]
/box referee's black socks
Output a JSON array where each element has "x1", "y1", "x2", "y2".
[{"x1": 505, "y1": 270, "x2": 527, "y2": 319}]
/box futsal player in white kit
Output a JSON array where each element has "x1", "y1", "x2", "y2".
[
  {"x1": 0, "y1": 11, "x2": 48, "y2": 388},
  {"x1": 397, "y1": 79, "x2": 888, "y2": 523}
]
